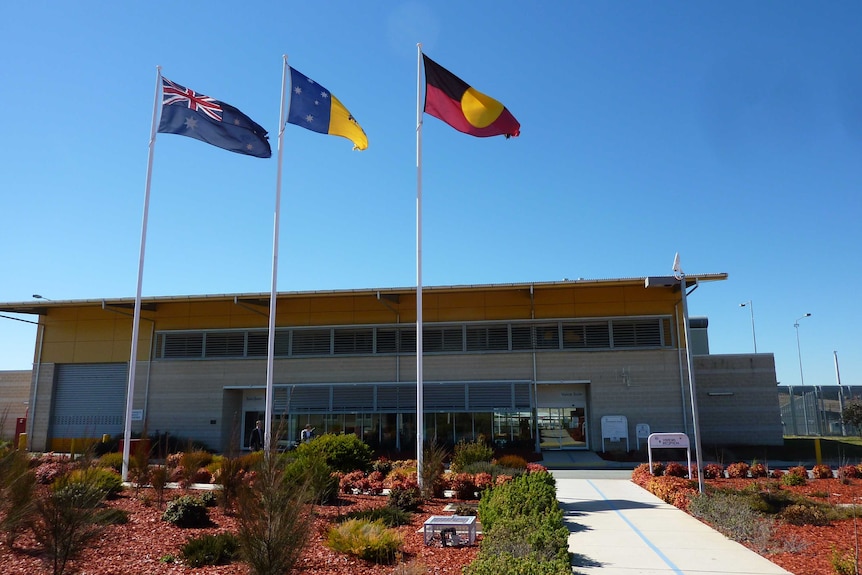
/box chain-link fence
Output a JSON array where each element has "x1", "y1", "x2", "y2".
[{"x1": 778, "y1": 385, "x2": 862, "y2": 436}]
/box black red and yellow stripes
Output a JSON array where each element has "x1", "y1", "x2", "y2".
[{"x1": 423, "y1": 55, "x2": 520, "y2": 138}]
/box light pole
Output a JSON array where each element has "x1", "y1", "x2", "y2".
[
  {"x1": 794, "y1": 313, "x2": 811, "y2": 386},
  {"x1": 32, "y1": 294, "x2": 52, "y2": 301},
  {"x1": 739, "y1": 301, "x2": 757, "y2": 353},
  {"x1": 794, "y1": 313, "x2": 812, "y2": 435}
]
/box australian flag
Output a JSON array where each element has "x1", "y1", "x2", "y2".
[{"x1": 158, "y1": 77, "x2": 271, "y2": 158}]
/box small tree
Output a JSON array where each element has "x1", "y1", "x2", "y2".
[{"x1": 841, "y1": 401, "x2": 862, "y2": 436}]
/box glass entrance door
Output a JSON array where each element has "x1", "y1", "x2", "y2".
[{"x1": 537, "y1": 407, "x2": 586, "y2": 449}]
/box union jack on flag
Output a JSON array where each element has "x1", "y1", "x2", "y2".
[
  {"x1": 157, "y1": 75, "x2": 271, "y2": 158},
  {"x1": 162, "y1": 78, "x2": 223, "y2": 122}
]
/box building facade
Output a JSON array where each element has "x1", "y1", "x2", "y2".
[{"x1": 0, "y1": 276, "x2": 784, "y2": 454}]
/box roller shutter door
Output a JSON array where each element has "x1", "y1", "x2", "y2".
[{"x1": 50, "y1": 363, "x2": 126, "y2": 440}]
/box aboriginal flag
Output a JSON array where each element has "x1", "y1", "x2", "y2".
[{"x1": 423, "y1": 54, "x2": 520, "y2": 138}]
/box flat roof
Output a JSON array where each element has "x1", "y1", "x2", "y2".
[{"x1": 0, "y1": 273, "x2": 728, "y2": 314}]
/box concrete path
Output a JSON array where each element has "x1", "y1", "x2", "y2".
[{"x1": 554, "y1": 474, "x2": 793, "y2": 575}]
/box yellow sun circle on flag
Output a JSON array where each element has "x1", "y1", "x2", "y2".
[{"x1": 461, "y1": 88, "x2": 504, "y2": 128}]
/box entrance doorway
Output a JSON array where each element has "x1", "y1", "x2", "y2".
[{"x1": 537, "y1": 407, "x2": 586, "y2": 449}]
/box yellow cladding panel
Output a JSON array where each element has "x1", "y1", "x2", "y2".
[
  {"x1": 42, "y1": 341, "x2": 75, "y2": 363},
  {"x1": 73, "y1": 341, "x2": 115, "y2": 363},
  {"x1": 575, "y1": 302, "x2": 627, "y2": 317},
  {"x1": 575, "y1": 286, "x2": 626, "y2": 303}
]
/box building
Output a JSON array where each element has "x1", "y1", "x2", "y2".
[
  {"x1": 0, "y1": 369, "x2": 30, "y2": 442},
  {"x1": 0, "y1": 275, "x2": 783, "y2": 454}
]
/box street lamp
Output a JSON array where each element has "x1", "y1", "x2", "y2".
[
  {"x1": 739, "y1": 301, "x2": 757, "y2": 353},
  {"x1": 794, "y1": 313, "x2": 812, "y2": 435},
  {"x1": 32, "y1": 294, "x2": 52, "y2": 301},
  {"x1": 794, "y1": 313, "x2": 812, "y2": 386}
]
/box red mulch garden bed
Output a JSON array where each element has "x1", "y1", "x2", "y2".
[
  {"x1": 700, "y1": 476, "x2": 862, "y2": 575},
  {"x1": 0, "y1": 490, "x2": 478, "y2": 575}
]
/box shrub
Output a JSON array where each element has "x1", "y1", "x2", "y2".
[
  {"x1": 781, "y1": 472, "x2": 807, "y2": 487},
  {"x1": 831, "y1": 547, "x2": 857, "y2": 575},
  {"x1": 161, "y1": 495, "x2": 211, "y2": 528},
  {"x1": 35, "y1": 461, "x2": 71, "y2": 485},
  {"x1": 780, "y1": 503, "x2": 831, "y2": 526},
  {"x1": 421, "y1": 440, "x2": 448, "y2": 498},
  {"x1": 749, "y1": 463, "x2": 768, "y2": 478},
  {"x1": 326, "y1": 519, "x2": 403, "y2": 564},
  {"x1": 64, "y1": 467, "x2": 123, "y2": 500},
  {"x1": 726, "y1": 462, "x2": 750, "y2": 479},
  {"x1": 473, "y1": 472, "x2": 493, "y2": 491},
  {"x1": 788, "y1": 465, "x2": 808, "y2": 479},
  {"x1": 340, "y1": 505, "x2": 412, "y2": 527},
  {"x1": 688, "y1": 491, "x2": 773, "y2": 551},
  {"x1": 811, "y1": 464, "x2": 833, "y2": 479},
  {"x1": 149, "y1": 465, "x2": 169, "y2": 508},
  {"x1": 388, "y1": 485, "x2": 422, "y2": 512},
  {"x1": 702, "y1": 463, "x2": 724, "y2": 479},
  {"x1": 770, "y1": 468, "x2": 784, "y2": 479},
  {"x1": 839, "y1": 465, "x2": 859, "y2": 480},
  {"x1": 96, "y1": 453, "x2": 124, "y2": 473},
  {"x1": 282, "y1": 452, "x2": 339, "y2": 504},
  {"x1": 0, "y1": 446, "x2": 36, "y2": 546},
  {"x1": 448, "y1": 472, "x2": 478, "y2": 499},
  {"x1": 181, "y1": 532, "x2": 239, "y2": 567},
  {"x1": 645, "y1": 476, "x2": 697, "y2": 510},
  {"x1": 235, "y1": 455, "x2": 313, "y2": 575},
  {"x1": 664, "y1": 462, "x2": 688, "y2": 478},
  {"x1": 33, "y1": 479, "x2": 108, "y2": 575},
  {"x1": 340, "y1": 470, "x2": 368, "y2": 494},
  {"x1": 450, "y1": 439, "x2": 494, "y2": 473},
  {"x1": 495, "y1": 454, "x2": 527, "y2": 471},
  {"x1": 478, "y1": 471, "x2": 557, "y2": 532},
  {"x1": 293, "y1": 433, "x2": 373, "y2": 474}
]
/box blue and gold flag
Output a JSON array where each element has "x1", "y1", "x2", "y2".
[{"x1": 286, "y1": 67, "x2": 368, "y2": 151}]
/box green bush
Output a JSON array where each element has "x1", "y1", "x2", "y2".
[
  {"x1": 450, "y1": 439, "x2": 494, "y2": 473},
  {"x1": 688, "y1": 491, "x2": 772, "y2": 551},
  {"x1": 181, "y1": 532, "x2": 240, "y2": 567},
  {"x1": 282, "y1": 452, "x2": 339, "y2": 504},
  {"x1": 326, "y1": 519, "x2": 402, "y2": 564},
  {"x1": 781, "y1": 471, "x2": 807, "y2": 486},
  {"x1": 477, "y1": 471, "x2": 557, "y2": 532},
  {"x1": 780, "y1": 503, "x2": 831, "y2": 526},
  {"x1": 0, "y1": 446, "x2": 36, "y2": 546},
  {"x1": 33, "y1": 480, "x2": 108, "y2": 575},
  {"x1": 96, "y1": 453, "x2": 124, "y2": 473},
  {"x1": 387, "y1": 486, "x2": 422, "y2": 512},
  {"x1": 465, "y1": 550, "x2": 571, "y2": 575},
  {"x1": 340, "y1": 505, "x2": 412, "y2": 527},
  {"x1": 235, "y1": 454, "x2": 313, "y2": 575},
  {"x1": 161, "y1": 495, "x2": 211, "y2": 528},
  {"x1": 293, "y1": 433, "x2": 373, "y2": 474},
  {"x1": 64, "y1": 468, "x2": 123, "y2": 500}
]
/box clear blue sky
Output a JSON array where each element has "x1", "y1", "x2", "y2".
[{"x1": 1, "y1": 2, "x2": 860, "y2": 391}]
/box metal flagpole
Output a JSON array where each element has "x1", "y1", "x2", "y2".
[
  {"x1": 673, "y1": 253, "x2": 705, "y2": 494},
  {"x1": 415, "y1": 43, "x2": 425, "y2": 489},
  {"x1": 122, "y1": 65, "x2": 162, "y2": 482},
  {"x1": 264, "y1": 55, "x2": 289, "y2": 455}
]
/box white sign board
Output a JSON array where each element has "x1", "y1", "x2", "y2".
[
  {"x1": 131, "y1": 409, "x2": 144, "y2": 422},
  {"x1": 647, "y1": 433, "x2": 692, "y2": 477},
  {"x1": 635, "y1": 423, "x2": 650, "y2": 450},
  {"x1": 600, "y1": 415, "x2": 629, "y2": 452}
]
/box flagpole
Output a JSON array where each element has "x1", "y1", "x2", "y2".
[
  {"x1": 264, "y1": 55, "x2": 289, "y2": 455},
  {"x1": 415, "y1": 43, "x2": 425, "y2": 489},
  {"x1": 122, "y1": 65, "x2": 162, "y2": 482}
]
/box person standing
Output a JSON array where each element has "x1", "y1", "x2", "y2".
[
  {"x1": 301, "y1": 424, "x2": 315, "y2": 443},
  {"x1": 249, "y1": 420, "x2": 263, "y2": 451}
]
